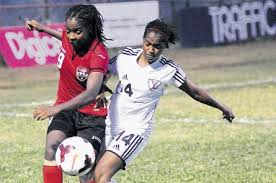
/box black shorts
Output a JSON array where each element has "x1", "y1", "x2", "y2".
[{"x1": 47, "y1": 110, "x2": 106, "y2": 154}]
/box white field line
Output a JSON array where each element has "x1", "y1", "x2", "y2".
[
  {"x1": 0, "y1": 112, "x2": 31, "y2": 117},
  {"x1": 165, "y1": 77, "x2": 276, "y2": 94},
  {"x1": 1, "y1": 77, "x2": 276, "y2": 122},
  {"x1": 201, "y1": 78, "x2": 276, "y2": 90},
  {"x1": 0, "y1": 100, "x2": 54, "y2": 109},
  {"x1": 1, "y1": 78, "x2": 275, "y2": 109},
  {"x1": 0, "y1": 111, "x2": 274, "y2": 124},
  {"x1": 158, "y1": 117, "x2": 275, "y2": 124}
]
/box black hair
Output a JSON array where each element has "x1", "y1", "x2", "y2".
[
  {"x1": 66, "y1": 4, "x2": 109, "y2": 44},
  {"x1": 143, "y1": 19, "x2": 177, "y2": 48}
]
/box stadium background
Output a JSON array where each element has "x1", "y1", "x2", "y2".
[
  {"x1": 0, "y1": 0, "x2": 256, "y2": 27},
  {"x1": 0, "y1": 0, "x2": 275, "y2": 67}
]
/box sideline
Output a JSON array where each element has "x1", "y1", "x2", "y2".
[
  {"x1": 166, "y1": 77, "x2": 276, "y2": 94},
  {"x1": 158, "y1": 117, "x2": 275, "y2": 124},
  {"x1": 0, "y1": 112, "x2": 274, "y2": 124},
  {"x1": 0, "y1": 100, "x2": 53, "y2": 109},
  {"x1": 1, "y1": 78, "x2": 275, "y2": 109},
  {"x1": 201, "y1": 78, "x2": 276, "y2": 90}
]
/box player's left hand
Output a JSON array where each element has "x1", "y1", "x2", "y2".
[
  {"x1": 33, "y1": 105, "x2": 59, "y2": 121},
  {"x1": 25, "y1": 19, "x2": 44, "y2": 32},
  {"x1": 222, "y1": 107, "x2": 235, "y2": 122},
  {"x1": 94, "y1": 93, "x2": 108, "y2": 110}
]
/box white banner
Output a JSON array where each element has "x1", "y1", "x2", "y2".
[{"x1": 95, "y1": 1, "x2": 159, "y2": 48}]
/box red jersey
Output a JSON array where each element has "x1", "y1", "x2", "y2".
[{"x1": 55, "y1": 31, "x2": 109, "y2": 116}]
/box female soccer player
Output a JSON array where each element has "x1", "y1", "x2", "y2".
[
  {"x1": 26, "y1": 4, "x2": 109, "y2": 183},
  {"x1": 94, "y1": 19, "x2": 235, "y2": 183}
]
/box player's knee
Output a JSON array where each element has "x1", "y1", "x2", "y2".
[{"x1": 44, "y1": 142, "x2": 60, "y2": 160}]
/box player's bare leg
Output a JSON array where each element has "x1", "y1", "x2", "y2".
[
  {"x1": 79, "y1": 171, "x2": 93, "y2": 183},
  {"x1": 79, "y1": 141, "x2": 105, "y2": 183},
  {"x1": 43, "y1": 130, "x2": 67, "y2": 183},
  {"x1": 94, "y1": 151, "x2": 123, "y2": 183}
]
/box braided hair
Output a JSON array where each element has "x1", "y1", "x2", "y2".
[
  {"x1": 66, "y1": 4, "x2": 109, "y2": 44},
  {"x1": 143, "y1": 19, "x2": 177, "y2": 48}
]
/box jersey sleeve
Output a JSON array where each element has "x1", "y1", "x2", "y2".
[
  {"x1": 90, "y1": 44, "x2": 109, "y2": 73},
  {"x1": 108, "y1": 47, "x2": 141, "y2": 75},
  {"x1": 108, "y1": 55, "x2": 118, "y2": 75},
  {"x1": 169, "y1": 64, "x2": 187, "y2": 88}
]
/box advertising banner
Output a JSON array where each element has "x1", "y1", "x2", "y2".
[
  {"x1": 0, "y1": 1, "x2": 159, "y2": 68},
  {"x1": 178, "y1": 0, "x2": 276, "y2": 47},
  {"x1": 0, "y1": 24, "x2": 62, "y2": 68}
]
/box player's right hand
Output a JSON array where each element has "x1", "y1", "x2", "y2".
[
  {"x1": 25, "y1": 20, "x2": 44, "y2": 32},
  {"x1": 94, "y1": 93, "x2": 109, "y2": 110},
  {"x1": 33, "y1": 105, "x2": 60, "y2": 121}
]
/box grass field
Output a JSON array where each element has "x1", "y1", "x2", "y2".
[{"x1": 0, "y1": 40, "x2": 275, "y2": 183}]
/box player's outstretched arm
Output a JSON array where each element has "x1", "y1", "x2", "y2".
[
  {"x1": 179, "y1": 79, "x2": 235, "y2": 122},
  {"x1": 25, "y1": 19, "x2": 62, "y2": 40}
]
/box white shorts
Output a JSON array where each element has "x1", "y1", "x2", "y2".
[{"x1": 105, "y1": 128, "x2": 149, "y2": 168}]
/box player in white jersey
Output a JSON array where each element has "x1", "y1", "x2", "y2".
[
  {"x1": 106, "y1": 47, "x2": 186, "y2": 139},
  {"x1": 94, "y1": 19, "x2": 235, "y2": 183}
]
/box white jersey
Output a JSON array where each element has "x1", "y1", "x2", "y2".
[{"x1": 106, "y1": 47, "x2": 187, "y2": 139}]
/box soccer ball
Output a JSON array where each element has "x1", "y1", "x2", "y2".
[{"x1": 55, "y1": 136, "x2": 95, "y2": 176}]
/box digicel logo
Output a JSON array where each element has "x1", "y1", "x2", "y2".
[{"x1": 5, "y1": 30, "x2": 61, "y2": 65}]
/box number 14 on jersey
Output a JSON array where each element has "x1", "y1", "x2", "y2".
[{"x1": 119, "y1": 83, "x2": 133, "y2": 97}]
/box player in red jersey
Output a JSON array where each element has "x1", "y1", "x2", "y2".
[{"x1": 26, "y1": 4, "x2": 110, "y2": 183}]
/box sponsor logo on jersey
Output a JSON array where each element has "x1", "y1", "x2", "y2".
[
  {"x1": 97, "y1": 54, "x2": 106, "y2": 59},
  {"x1": 76, "y1": 66, "x2": 89, "y2": 82},
  {"x1": 112, "y1": 144, "x2": 120, "y2": 151},
  {"x1": 148, "y1": 79, "x2": 162, "y2": 91}
]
